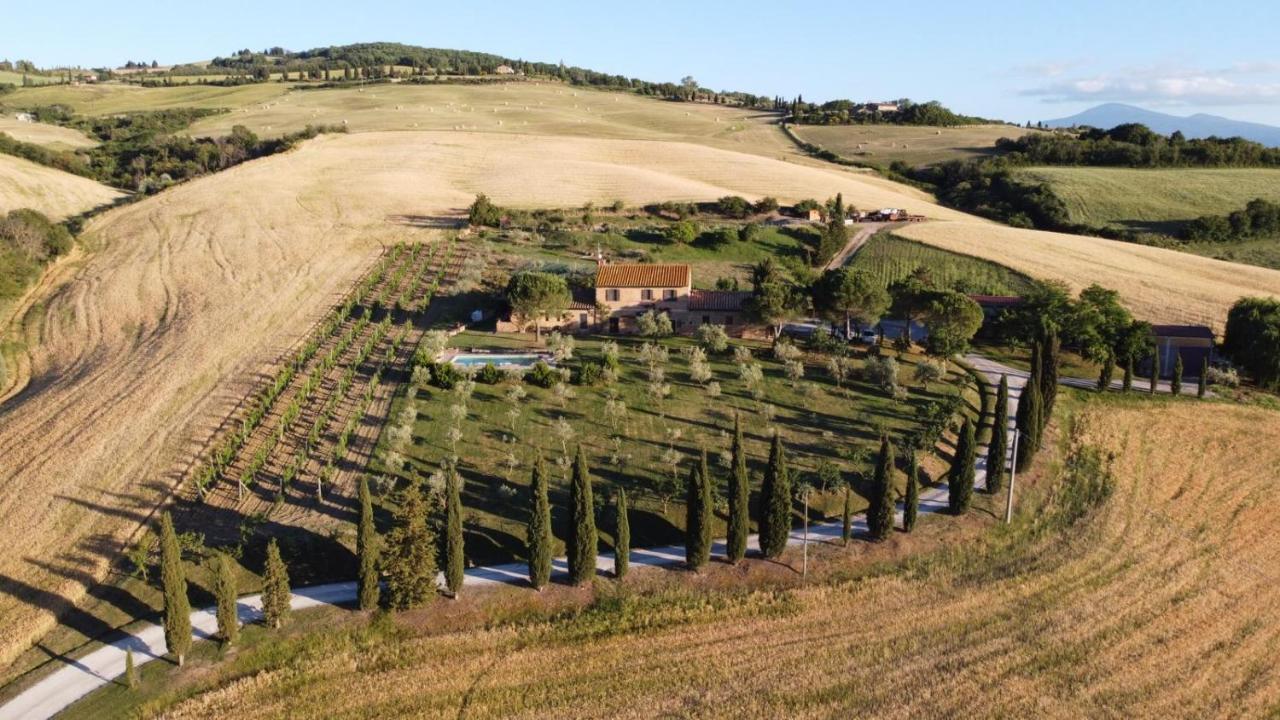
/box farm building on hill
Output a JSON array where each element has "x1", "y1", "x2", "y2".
[
  {"x1": 494, "y1": 64, "x2": 517, "y2": 75},
  {"x1": 497, "y1": 262, "x2": 765, "y2": 337},
  {"x1": 1147, "y1": 325, "x2": 1215, "y2": 378}
]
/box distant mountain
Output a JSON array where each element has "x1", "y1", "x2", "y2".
[{"x1": 1044, "y1": 103, "x2": 1280, "y2": 147}]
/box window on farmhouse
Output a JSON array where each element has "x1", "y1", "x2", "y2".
[
  {"x1": 642, "y1": 288, "x2": 654, "y2": 301},
  {"x1": 663, "y1": 289, "x2": 677, "y2": 300},
  {"x1": 606, "y1": 288, "x2": 620, "y2": 302}
]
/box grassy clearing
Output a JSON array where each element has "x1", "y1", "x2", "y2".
[
  {"x1": 792, "y1": 123, "x2": 1035, "y2": 168},
  {"x1": 1182, "y1": 236, "x2": 1280, "y2": 270},
  {"x1": 377, "y1": 330, "x2": 975, "y2": 566},
  {"x1": 1016, "y1": 166, "x2": 1280, "y2": 233},
  {"x1": 96, "y1": 396, "x2": 1280, "y2": 719},
  {"x1": 0, "y1": 116, "x2": 97, "y2": 150},
  {"x1": 479, "y1": 221, "x2": 813, "y2": 288},
  {"x1": 850, "y1": 232, "x2": 1038, "y2": 295}
]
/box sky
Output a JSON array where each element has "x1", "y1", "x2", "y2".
[{"x1": 6, "y1": 0, "x2": 1280, "y2": 124}]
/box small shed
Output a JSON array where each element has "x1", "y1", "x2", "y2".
[{"x1": 1149, "y1": 325, "x2": 1215, "y2": 378}]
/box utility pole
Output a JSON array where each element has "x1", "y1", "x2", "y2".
[
  {"x1": 801, "y1": 486, "x2": 810, "y2": 582},
  {"x1": 1005, "y1": 429, "x2": 1020, "y2": 524}
]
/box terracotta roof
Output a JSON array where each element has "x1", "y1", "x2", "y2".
[
  {"x1": 568, "y1": 288, "x2": 594, "y2": 311},
  {"x1": 595, "y1": 263, "x2": 690, "y2": 288},
  {"x1": 1152, "y1": 324, "x2": 1215, "y2": 340},
  {"x1": 967, "y1": 294, "x2": 1024, "y2": 307},
  {"x1": 689, "y1": 290, "x2": 750, "y2": 311}
]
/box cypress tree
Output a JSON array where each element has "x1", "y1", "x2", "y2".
[
  {"x1": 1172, "y1": 354, "x2": 1183, "y2": 396},
  {"x1": 211, "y1": 552, "x2": 239, "y2": 645},
  {"x1": 158, "y1": 512, "x2": 191, "y2": 666},
  {"x1": 867, "y1": 436, "x2": 895, "y2": 541},
  {"x1": 726, "y1": 412, "x2": 750, "y2": 564},
  {"x1": 527, "y1": 453, "x2": 553, "y2": 590},
  {"x1": 1040, "y1": 327, "x2": 1060, "y2": 418},
  {"x1": 356, "y1": 475, "x2": 379, "y2": 611},
  {"x1": 986, "y1": 374, "x2": 1009, "y2": 494},
  {"x1": 1097, "y1": 354, "x2": 1115, "y2": 392},
  {"x1": 1015, "y1": 377, "x2": 1042, "y2": 471},
  {"x1": 614, "y1": 489, "x2": 630, "y2": 579},
  {"x1": 758, "y1": 432, "x2": 792, "y2": 559},
  {"x1": 566, "y1": 445, "x2": 597, "y2": 585},
  {"x1": 384, "y1": 482, "x2": 436, "y2": 609},
  {"x1": 1123, "y1": 355, "x2": 1134, "y2": 392},
  {"x1": 444, "y1": 463, "x2": 465, "y2": 598},
  {"x1": 125, "y1": 648, "x2": 138, "y2": 689},
  {"x1": 949, "y1": 418, "x2": 976, "y2": 515},
  {"x1": 1198, "y1": 357, "x2": 1208, "y2": 398},
  {"x1": 261, "y1": 538, "x2": 291, "y2": 629},
  {"x1": 841, "y1": 484, "x2": 853, "y2": 546},
  {"x1": 903, "y1": 450, "x2": 919, "y2": 533},
  {"x1": 1151, "y1": 344, "x2": 1161, "y2": 395},
  {"x1": 685, "y1": 447, "x2": 713, "y2": 570}
]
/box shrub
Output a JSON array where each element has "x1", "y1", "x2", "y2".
[
  {"x1": 637, "y1": 309, "x2": 674, "y2": 337},
  {"x1": 476, "y1": 362, "x2": 503, "y2": 384},
  {"x1": 696, "y1": 324, "x2": 729, "y2": 353},
  {"x1": 708, "y1": 226, "x2": 739, "y2": 245},
  {"x1": 431, "y1": 361, "x2": 463, "y2": 389},
  {"x1": 576, "y1": 362, "x2": 603, "y2": 386},
  {"x1": 665, "y1": 219, "x2": 698, "y2": 244},
  {"x1": 717, "y1": 195, "x2": 752, "y2": 218},
  {"x1": 740, "y1": 222, "x2": 763, "y2": 243},
  {"x1": 863, "y1": 356, "x2": 900, "y2": 396},
  {"x1": 753, "y1": 196, "x2": 780, "y2": 214},
  {"x1": 527, "y1": 361, "x2": 559, "y2": 388}
]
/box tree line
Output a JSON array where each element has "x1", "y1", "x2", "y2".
[
  {"x1": 789, "y1": 97, "x2": 996, "y2": 127},
  {"x1": 0, "y1": 106, "x2": 348, "y2": 192},
  {"x1": 995, "y1": 124, "x2": 1280, "y2": 168}
]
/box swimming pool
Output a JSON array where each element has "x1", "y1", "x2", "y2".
[{"x1": 449, "y1": 353, "x2": 549, "y2": 369}]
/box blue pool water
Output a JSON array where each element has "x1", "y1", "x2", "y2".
[{"x1": 450, "y1": 353, "x2": 547, "y2": 368}]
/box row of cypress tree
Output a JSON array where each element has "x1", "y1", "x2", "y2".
[{"x1": 158, "y1": 512, "x2": 291, "y2": 666}]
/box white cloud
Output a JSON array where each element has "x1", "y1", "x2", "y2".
[{"x1": 1021, "y1": 62, "x2": 1280, "y2": 106}]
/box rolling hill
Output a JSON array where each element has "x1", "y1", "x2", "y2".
[
  {"x1": 0, "y1": 154, "x2": 121, "y2": 220},
  {"x1": 114, "y1": 399, "x2": 1280, "y2": 719}
]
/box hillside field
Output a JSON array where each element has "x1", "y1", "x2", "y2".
[
  {"x1": 0, "y1": 126, "x2": 964, "y2": 667},
  {"x1": 0, "y1": 116, "x2": 97, "y2": 150},
  {"x1": 895, "y1": 219, "x2": 1280, "y2": 330},
  {"x1": 87, "y1": 398, "x2": 1280, "y2": 719},
  {"x1": 792, "y1": 123, "x2": 1035, "y2": 168},
  {"x1": 0, "y1": 154, "x2": 121, "y2": 220},
  {"x1": 1017, "y1": 166, "x2": 1280, "y2": 232},
  {"x1": 3, "y1": 79, "x2": 1279, "y2": 675}
]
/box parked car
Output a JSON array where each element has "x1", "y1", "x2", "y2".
[
  {"x1": 857, "y1": 328, "x2": 879, "y2": 344},
  {"x1": 780, "y1": 319, "x2": 835, "y2": 341}
]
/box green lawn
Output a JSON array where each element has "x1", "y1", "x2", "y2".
[
  {"x1": 375, "y1": 331, "x2": 978, "y2": 566},
  {"x1": 850, "y1": 233, "x2": 1038, "y2": 295},
  {"x1": 481, "y1": 222, "x2": 814, "y2": 288},
  {"x1": 1016, "y1": 166, "x2": 1280, "y2": 233},
  {"x1": 792, "y1": 123, "x2": 1038, "y2": 168}
]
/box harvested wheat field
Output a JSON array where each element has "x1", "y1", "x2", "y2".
[
  {"x1": 153, "y1": 400, "x2": 1280, "y2": 719},
  {"x1": 0, "y1": 154, "x2": 121, "y2": 220},
  {"x1": 187, "y1": 82, "x2": 794, "y2": 158},
  {"x1": 896, "y1": 219, "x2": 1280, "y2": 330},
  {"x1": 793, "y1": 122, "x2": 1038, "y2": 168},
  {"x1": 0, "y1": 116, "x2": 97, "y2": 150},
  {"x1": 0, "y1": 129, "x2": 961, "y2": 666}
]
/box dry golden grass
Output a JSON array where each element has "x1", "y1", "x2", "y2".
[
  {"x1": 3, "y1": 82, "x2": 291, "y2": 115},
  {"x1": 0, "y1": 129, "x2": 960, "y2": 667},
  {"x1": 793, "y1": 122, "x2": 1037, "y2": 167},
  {"x1": 155, "y1": 400, "x2": 1280, "y2": 719},
  {"x1": 0, "y1": 116, "x2": 97, "y2": 150},
  {"x1": 0, "y1": 154, "x2": 121, "y2": 220},
  {"x1": 896, "y1": 219, "x2": 1280, "y2": 330},
  {"x1": 187, "y1": 82, "x2": 794, "y2": 159}
]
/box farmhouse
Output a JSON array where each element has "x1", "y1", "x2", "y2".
[
  {"x1": 494, "y1": 64, "x2": 517, "y2": 75},
  {"x1": 498, "y1": 262, "x2": 763, "y2": 337}
]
